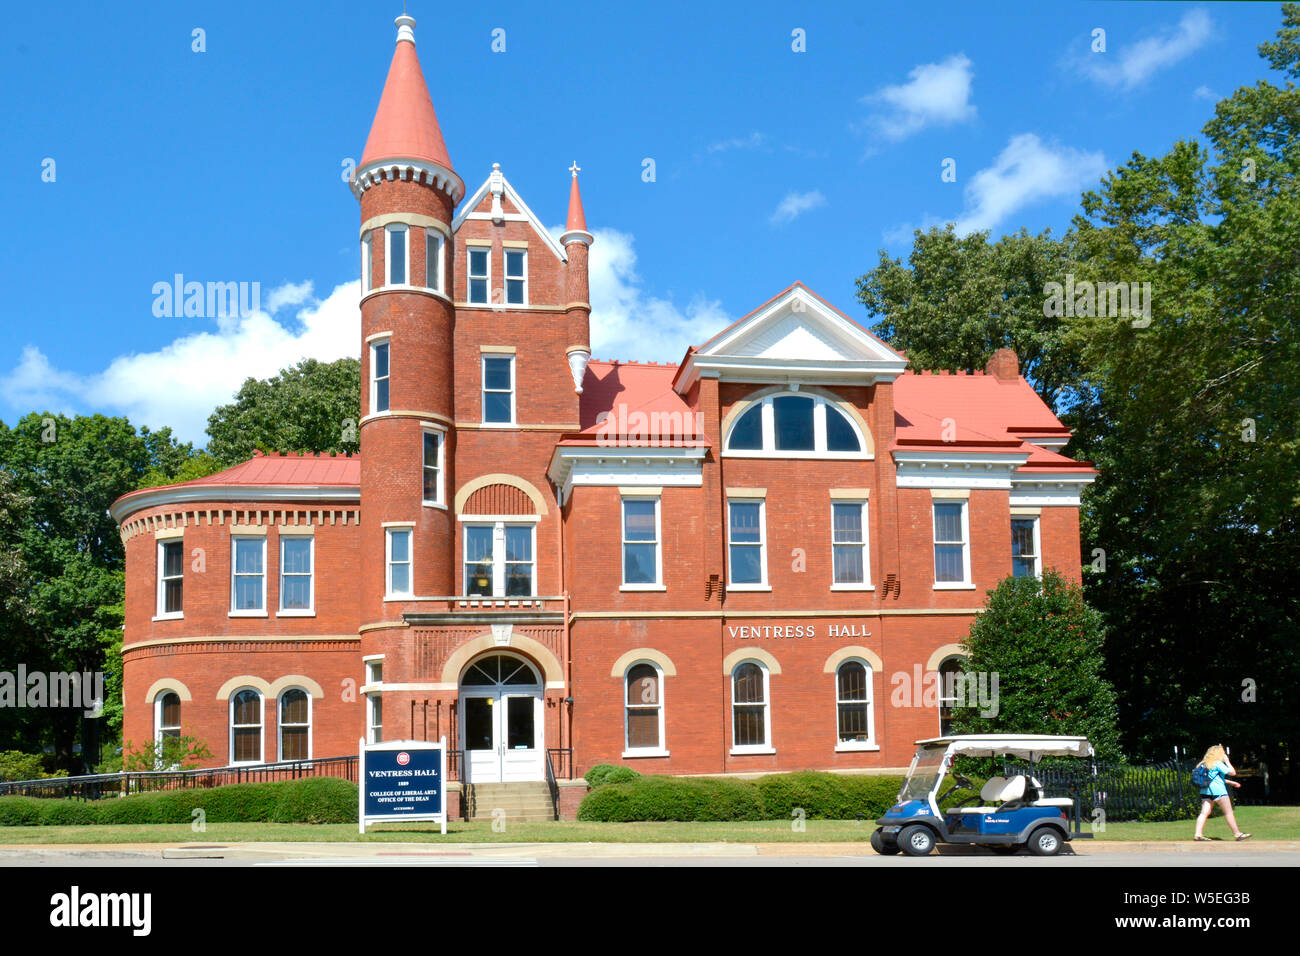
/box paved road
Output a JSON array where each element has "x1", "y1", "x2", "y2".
[{"x1": 1, "y1": 847, "x2": 1295, "y2": 866}]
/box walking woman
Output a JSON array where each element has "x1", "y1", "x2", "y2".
[{"x1": 1193, "y1": 744, "x2": 1251, "y2": 841}]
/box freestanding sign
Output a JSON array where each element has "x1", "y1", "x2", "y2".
[{"x1": 358, "y1": 737, "x2": 447, "y2": 834}]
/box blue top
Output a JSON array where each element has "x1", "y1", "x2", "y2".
[{"x1": 1200, "y1": 761, "x2": 1230, "y2": 798}]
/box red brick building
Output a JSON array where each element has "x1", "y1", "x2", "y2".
[{"x1": 110, "y1": 15, "x2": 1095, "y2": 816}]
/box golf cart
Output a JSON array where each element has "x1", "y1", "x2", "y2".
[{"x1": 871, "y1": 734, "x2": 1094, "y2": 857}]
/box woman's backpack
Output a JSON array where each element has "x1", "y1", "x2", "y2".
[{"x1": 1191, "y1": 764, "x2": 1212, "y2": 788}]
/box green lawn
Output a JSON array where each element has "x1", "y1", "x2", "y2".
[{"x1": 0, "y1": 806, "x2": 1295, "y2": 845}]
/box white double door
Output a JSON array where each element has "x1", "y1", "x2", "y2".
[{"x1": 461, "y1": 689, "x2": 543, "y2": 783}]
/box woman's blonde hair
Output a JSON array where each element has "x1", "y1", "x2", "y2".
[{"x1": 1200, "y1": 744, "x2": 1228, "y2": 768}]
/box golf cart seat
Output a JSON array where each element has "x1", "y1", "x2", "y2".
[
  {"x1": 1027, "y1": 776, "x2": 1074, "y2": 808},
  {"x1": 954, "y1": 775, "x2": 1026, "y2": 814}
]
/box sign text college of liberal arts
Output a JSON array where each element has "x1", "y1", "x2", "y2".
[{"x1": 358, "y1": 737, "x2": 447, "y2": 834}]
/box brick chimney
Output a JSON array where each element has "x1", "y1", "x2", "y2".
[{"x1": 985, "y1": 347, "x2": 1019, "y2": 381}]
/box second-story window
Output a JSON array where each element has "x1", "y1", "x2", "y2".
[
  {"x1": 231, "y1": 536, "x2": 266, "y2": 613},
  {"x1": 361, "y1": 232, "x2": 372, "y2": 294},
  {"x1": 426, "y1": 229, "x2": 444, "y2": 292},
  {"x1": 831, "y1": 500, "x2": 870, "y2": 587},
  {"x1": 463, "y1": 522, "x2": 536, "y2": 598},
  {"x1": 422, "y1": 430, "x2": 444, "y2": 506},
  {"x1": 386, "y1": 528, "x2": 412, "y2": 597},
  {"x1": 385, "y1": 224, "x2": 407, "y2": 285},
  {"x1": 933, "y1": 500, "x2": 971, "y2": 587},
  {"x1": 622, "y1": 497, "x2": 661, "y2": 587},
  {"x1": 468, "y1": 247, "x2": 490, "y2": 304},
  {"x1": 505, "y1": 249, "x2": 527, "y2": 304},
  {"x1": 1011, "y1": 516, "x2": 1040, "y2": 578},
  {"x1": 371, "y1": 340, "x2": 390, "y2": 413},
  {"x1": 157, "y1": 539, "x2": 184, "y2": 617},
  {"x1": 482, "y1": 355, "x2": 515, "y2": 425},
  {"x1": 727, "y1": 499, "x2": 767, "y2": 588},
  {"x1": 279, "y1": 536, "x2": 313, "y2": 613}
]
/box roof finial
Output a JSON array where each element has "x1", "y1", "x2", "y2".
[
  {"x1": 395, "y1": 12, "x2": 416, "y2": 45},
  {"x1": 569, "y1": 161, "x2": 581, "y2": 179}
]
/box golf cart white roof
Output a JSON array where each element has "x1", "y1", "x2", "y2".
[{"x1": 915, "y1": 734, "x2": 1094, "y2": 760}]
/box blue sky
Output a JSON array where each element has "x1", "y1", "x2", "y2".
[{"x1": 0, "y1": 1, "x2": 1287, "y2": 444}]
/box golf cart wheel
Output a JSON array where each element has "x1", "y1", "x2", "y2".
[
  {"x1": 870, "y1": 829, "x2": 900, "y2": 855},
  {"x1": 1028, "y1": 827, "x2": 1063, "y2": 856},
  {"x1": 898, "y1": 825, "x2": 936, "y2": 856}
]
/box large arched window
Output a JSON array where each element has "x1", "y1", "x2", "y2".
[
  {"x1": 624, "y1": 662, "x2": 665, "y2": 754},
  {"x1": 724, "y1": 391, "x2": 866, "y2": 458},
  {"x1": 731, "y1": 661, "x2": 771, "y2": 752},
  {"x1": 835, "y1": 660, "x2": 874, "y2": 749},
  {"x1": 278, "y1": 688, "x2": 311, "y2": 762},
  {"x1": 230, "y1": 688, "x2": 263, "y2": 765}
]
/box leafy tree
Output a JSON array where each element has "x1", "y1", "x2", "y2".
[
  {"x1": 949, "y1": 572, "x2": 1122, "y2": 761},
  {"x1": 205, "y1": 357, "x2": 361, "y2": 466},
  {"x1": 855, "y1": 226, "x2": 1084, "y2": 409}
]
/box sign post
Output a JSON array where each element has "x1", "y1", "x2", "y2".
[{"x1": 358, "y1": 737, "x2": 447, "y2": 835}]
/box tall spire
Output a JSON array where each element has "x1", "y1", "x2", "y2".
[
  {"x1": 562, "y1": 162, "x2": 593, "y2": 245},
  {"x1": 360, "y1": 14, "x2": 454, "y2": 172}
]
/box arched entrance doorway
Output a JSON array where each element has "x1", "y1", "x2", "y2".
[{"x1": 459, "y1": 652, "x2": 544, "y2": 783}]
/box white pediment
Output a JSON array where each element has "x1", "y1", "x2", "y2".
[{"x1": 678, "y1": 284, "x2": 908, "y2": 391}]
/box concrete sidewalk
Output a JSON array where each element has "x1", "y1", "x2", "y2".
[{"x1": 0, "y1": 838, "x2": 1285, "y2": 861}]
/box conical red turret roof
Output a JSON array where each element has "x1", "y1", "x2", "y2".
[
  {"x1": 360, "y1": 17, "x2": 454, "y2": 171},
  {"x1": 566, "y1": 165, "x2": 588, "y2": 233}
]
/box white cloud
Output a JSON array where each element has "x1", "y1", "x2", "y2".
[
  {"x1": 1080, "y1": 9, "x2": 1213, "y2": 90},
  {"x1": 264, "y1": 280, "x2": 315, "y2": 313},
  {"x1": 1193, "y1": 84, "x2": 1219, "y2": 101},
  {"x1": 707, "y1": 132, "x2": 766, "y2": 154},
  {"x1": 954, "y1": 133, "x2": 1107, "y2": 235},
  {"x1": 562, "y1": 226, "x2": 730, "y2": 364},
  {"x1": 0, "y1": 280, "x2": 360, "y2": 445},
  {"x1": 770, "y1": 189, "x2": 827, "y2": 225},
  {"x1": 863, "y1": 53, "x2": 975, "y2": 143}
]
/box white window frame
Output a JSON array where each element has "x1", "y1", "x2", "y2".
[
  {"x1": 154, "y1": 692, "x2": 182, "y2": 748},
  {"x1": 504, "y1": 248, "x2": 528, "y2": 306},
  {"x1": 229, "y1": 536, "x2": 267, "y2": 616},
  {"x1": 833, "y1": 658, "x2": 877, "y2": 752},
  {"x1": 723, "y1": 392, "x2": 869, "y2": 459},
  {"x1": 422, "y1": 426, "x2": 446, "y2": 508},
  {"x1": 385, "y1": 527, "x2": 414, "y2": 598},
  {"x1": 481, "y1": 354, "x2": 516, "y2": 427},
  {"x1": 932, "y1": 499, "x2": 973, "y2": 589},
  {"x1": 384, "y1": 223, "x2": 409, "y2": 287},
  {"x1": 361, "y1": 231, "x2": 372, "y2": 294},
  {"x1": 620, "y1": 496, "x2": 664, "y2": 591},
  {"x1": 467, "y1": 245, "x2": 491, "y2": 305},
  {"x1": 155, "y1": 539, "x2": 184, "y2": 619},
  {"x1": 459, "y1": 517, "x2": 539, "y2": 598},
  {"x1": 729, "y1": 660, "x2": 773, "y2": 755},
  {"x1": 228, "y1": 688, "x2": 264, "y2": 766},
  {"x1": 1011, "y1": 515, "x2": 1041, "y2": 579},
  {"x1": 276, "y1": 687, "x2": 312, "y2": 762},
  {"x1": 278, "y1": 534, "x2": 315, "y2": 615},
  {"x1": 726, "y1": 498, "x2": 769, "y2": 591},
  {"x1": 830, "y1": 499, "x2": 872, "y2": 590},
  {"x1": 370, "y1": 338, "x2": 390, "y2": 414},
  {"x1": 426, "y1": 228, "x2": 444, "y2": 293},
  {"x1": 363, "y1": 658, "x2": 384, "y2": 743},
  {"x1": 623, "y1": 661, "x2": 669, "y2": 757}
]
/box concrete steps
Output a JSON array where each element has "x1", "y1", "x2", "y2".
[{"x1": 464, "y1": 781, "x2": 555, "y2": 822}]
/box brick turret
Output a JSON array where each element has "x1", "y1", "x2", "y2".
[{"x1": 561, "y1": 163, "x2": 593, "y2": 392}]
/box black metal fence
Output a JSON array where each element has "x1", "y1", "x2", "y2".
[
  {"x1": 0, "y1": 756, "x2": 359, "y2": 802},
  {"x1": 1000, "y1": 757, "x2": 1270, "y2": 823}
]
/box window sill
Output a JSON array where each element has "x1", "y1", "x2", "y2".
[
  {"x1": 422, "y1": 500, "x2": 447, "y2": 511},
  {"x1": 277, "y1": 610, "x2": 316, "y2": 617},
  {"x1": 622, "y1": 749, "x2": 670, "y2": 759},
  {"x1": 722, "y1": 451, "x2": 873, "y2": 461},
  {"x1": 619, "y1": 584, "x2": 666, "y2": 592},
  {"x1": 830, "y1": 584, "x2": 875, "y2": 592},
  {"x1": 228, "y1": 611, "x2": 268, "y2": 618},
  {"x1": 835, "y1": 743, "x2": 881, "y2": 753},
  {"x1": 151, "y1": 614, "x2": 184, "y2": 622},
  {"x1": 383, "y1": 594, "x2": 415, "y2": 602},
  {"x1": 727, "y1": 584, "x2": 771, "y2": 592},
  {"x1": 478, "y1": 422, "x2": 518, "y2": 430},
  {"x1": 933, "y1": 582, "x2": 976, "y2": 590},
  {"x1": 729, "y1": 747, "x2": 776, "y2": 756}
]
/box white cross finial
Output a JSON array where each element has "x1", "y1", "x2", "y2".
[{"x1": 569, "y1": 162, "x2": 580, "y2": 178}]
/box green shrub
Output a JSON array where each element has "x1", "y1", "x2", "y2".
[
  {"x1": 38, "y1": 800, "x2": 98, "y2": 826},
  {"x1": 0, "y1": 751, "x2": 66, "y2": 783},
  {"x1": 0, "y1": 796, "x2": 44, "y2": 826},
  {"x1": 269, "y1": 777, "x2": 357, "y2": 824},
  {"x1": 578, "y1": 775, "x2": 765, "y2": 822},
  {"x1": 584, "y1": 764, "x2": 641, "y2": 787}
]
